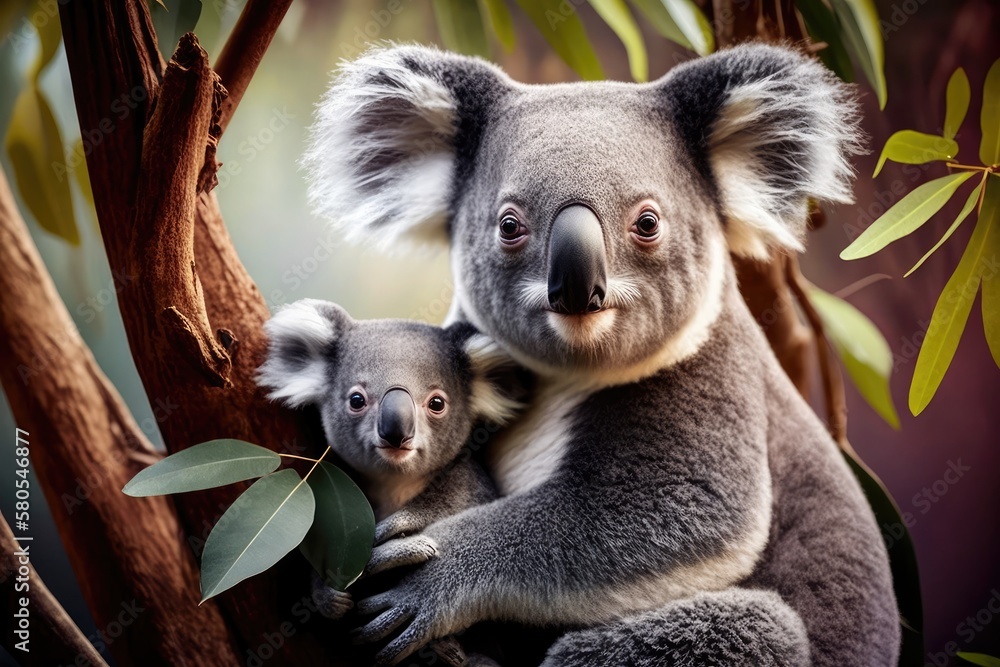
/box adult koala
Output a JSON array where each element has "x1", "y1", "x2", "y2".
[{"x1": 304, "y1": 42, "x2": 899, "y2": 667}]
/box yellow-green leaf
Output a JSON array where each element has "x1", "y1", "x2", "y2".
[
  {"x1": 905, "y1": 179, "x2": 983, "y2": 277},
  {"x1": 830, "y1": 0, "x2": 887, "y2": 109},
  {"x1": 796, "y1": 0, "x2": 854, "y2": 82},
  {"x1": 980, "y1": 57, "x2": 1000, "y2": 167},
  {"x1": 809, "y1": 287, "x2": 899, "y2": 428},
  {"x1": 958, "y1": 653, "x2": 1000, "y2": 667},
  {"x1": 31, "y1": 0, "x2": 62, "y2": 83},
  {"x1": 5, "y1": 88, "x2": 79, "y2": 245},
  {"x1": 944, "y1": 68, "x2": 970, "y2": 141},
  {"x1": 909, "y1": 176, "x2": 1000, "y2": 415},
  {"x1": 630, "y1": 0, "x2": 713, "y2": 56},
  {"x1": 873, "y1": 130, "x2": 959, "y2": 177},
  {"x1": 980, "y1": 176, "x2": 1000, "y2": 368},
  {"x1": 515, "y1": 0, "x2": 603, "y2": 80},
  {"x1": 433, "y1": 0, "x2": 490, "y2": 59},
  {"x1": 479, "y1": 0, "x2": 516, "y2": 52},
  {"x1": 842, "y1": 171, "x2": 974, "y2": 260},
  {"x1": 589, "y1": 0, "x2": 647, "y2": 81}
]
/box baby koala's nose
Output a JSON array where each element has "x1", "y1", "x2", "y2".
[{"x1": 377, "y1": 388, "x2": 416, "y2": 449}]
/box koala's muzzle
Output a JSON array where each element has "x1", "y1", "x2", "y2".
[
  {"x1": 547, "y1": 204, "x2": 607, "y2": 315},
  {"x1": 377, "y1": 388, "x2": 415, "y2": 449}
]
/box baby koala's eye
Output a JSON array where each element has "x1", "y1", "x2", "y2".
[
  {"x1": 427, "y1": 395, "x2": 446, "y2": 414},
  {"x1": 348, "y1": 392, "x2": 367, "y2": 411}
]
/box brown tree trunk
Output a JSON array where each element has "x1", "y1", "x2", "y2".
[{"x1": 0, "y1": 166, "x2": 240, "y2": 666}]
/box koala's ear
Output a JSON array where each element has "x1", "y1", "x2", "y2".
[
  {"x1": 304, "y1": 44, "x2": 509, "y2": 253},
  {"x1": 659, "y1": 44, "x2": 862, "y2": 259},
  {"x1": 257, "y1": 299, "x2": 351, "y2": 408},
  {"x1": 460, "y1": 332, "x2": 524, "y2": 425}
]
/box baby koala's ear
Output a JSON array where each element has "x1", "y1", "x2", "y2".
[
  {"x1": 257, "y1": 299, "x2": 351, "y2": 408},
  {"x1": 460, "y1": 332, "x2": 525, "y2": 425}
]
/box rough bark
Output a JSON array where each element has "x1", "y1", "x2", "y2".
[
  {"x1": 0, "y1": 167, "x2": 240, "y2": 667},
  {"x1": 1, "y1": 511, "x2": 109, "y2": 667}
]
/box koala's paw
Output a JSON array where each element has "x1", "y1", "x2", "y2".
[
  {"x1": 374, "y1": 509, "x2": 430, "y2": 544},
  {"x1": 364, "y1": 534, "x2": 439, "y2": 578},
  {"x1": 313, "y1": 584, "x2": 354, "y2": 621}
]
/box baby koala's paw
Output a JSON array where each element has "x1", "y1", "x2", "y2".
[
  {"x1": 313, "y1": 582, "x2": 354, "y2": 620},
  {"x1": 374, "y1": 508, "x2": 431, "y2": 544}
]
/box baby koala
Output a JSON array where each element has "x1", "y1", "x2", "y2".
[{"x1": 256, "y1": 298, "x2": 522, "y2": 625}]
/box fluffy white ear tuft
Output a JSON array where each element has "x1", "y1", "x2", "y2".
[
  {"x1": 303, "y1": 46, "x2": 471, "y2": 254},
  {"x1": 257, "y1": 299, "x2": 350, "y2": 408},
  {"x1": 664, "y1": 44, "x2": 863, "y2": 259},
  {"x1": 463, "y1": 334, "x2": 524, "y2": 425}
]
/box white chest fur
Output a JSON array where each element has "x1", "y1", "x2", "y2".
[{"x1": 487, "y1": 381, "x2": 589, "y2": 496}]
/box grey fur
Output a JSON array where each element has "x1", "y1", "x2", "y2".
[{"x1": 307, "y1": 44, "x2": 898, "y2": 667}]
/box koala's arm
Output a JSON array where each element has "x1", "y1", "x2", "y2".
[{"x1": 374, "y1": 456, "x2": 497, "y2": 545}]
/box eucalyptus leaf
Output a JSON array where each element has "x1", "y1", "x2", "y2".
[
  {"x1": 905, "y1": 179, "x2": 982, "y2": 277},
  {"x1": 515, "y1": 0, "x2": 603, "y2": 80},
  {"x1": 979, "y1": 177, "x2": 1000, "y2": 369},
  {"x1": 873, "y1": 130, "x2": 959, "y2": 178},
  {"x1": 909, "y1": 176, "x2": 1000, "y2": 415},
  {"x1": 944, "y1": 68, "x2": 970, "y2": 141},
  {"x1": 433, "y1": 0, "x2": 490, "y2": 59},
  {"x1": 299, "y1": 462, "x2": 375, "y2": 590},
  {"x1": 980, "y1": 58, "x2": 1000, "y2": 167},
  {"x1": 479, "y1": 0, "x2": 515, "y2": 52},
  {"x1": 5, "y1": 88, "x2": 79, "y2": 245},
  {"x1": 842, "y1": 452, "x2": 924, "y2": 665},
  {"x1": 796, "y1": 0, "x2": 854, "y2": 82},
  {"x1": 630, "y1": 0, "x2": 712, "y2": 56},
  {"x1": 31, "y1": 0, "x2": 61, "y2": 83},
  {"x1": 122, "y1": 439, "x2": 281, "y2": 496},
  {"x1": 829, "y1": 0, "x2": 887, "y2": 109},
  {"x1": 809, "y1": 287, "x2": 899, "y2": 428},
  {"x1": 842, "y1": 171, "x2": 975, "y2": 260},
  {"x1": 958, "y1": 653, "x2": 1000, "y2": 667},
  {"x1": 589, "y1": 0, "x2": 647, "y2": 81},
  {"x1": 201, "y1": 470, "x2": 315, "y2": 602}
]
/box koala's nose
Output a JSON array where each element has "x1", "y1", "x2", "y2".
[
  {"x1": 377, "y1": 388, "x2": 415, "y2": 449},
  {"x1": 547, "y1": 204, "x2": 607, "y2": 315}
]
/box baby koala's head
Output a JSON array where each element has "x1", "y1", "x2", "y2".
[{"x1": 257, "y1": 299, "x2": 520, "y2": 480}]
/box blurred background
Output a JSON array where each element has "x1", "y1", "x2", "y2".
[{"x1": 0, "y1": 0, "x2": 998, "y2": 664}]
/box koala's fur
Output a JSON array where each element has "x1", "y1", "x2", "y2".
[{"x1": 305, "y1": 44, "x2": 899, "y2": 667}]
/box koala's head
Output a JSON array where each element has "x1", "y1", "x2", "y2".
[
  {"x1": 304, "y1": 44, "x2": 860, "y2": 377},
  {"x1": 257, "y1": 300, "x2": 519, "y2": 479}
]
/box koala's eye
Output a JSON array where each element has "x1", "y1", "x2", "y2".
[
  {"x1": 427, "y1": 395, "x2": 446, "y2": 414},
  {"x1": 498, "y1": 212, "x2": 527, "y2": 246},
  {"x1": 632, "y1": 211, "x2": 661, "y2": 242},
  {"x1": 348, "y1": 392, "x2": 367, "y2": 411}
]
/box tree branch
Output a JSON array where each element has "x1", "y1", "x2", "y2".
[
  {"x1": 1, "y1": 511, "x2": 109, "y2": 666},
  {"x1": 0, "y1": 165, "x2": 241, "y2": 667}
]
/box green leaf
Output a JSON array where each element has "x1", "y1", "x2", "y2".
[
  {"x1": 905, "y1": 179, "x2": 982, "y2": 277},
  {"x1": 980, "y1": 57, "x2": 1000, "y2": 166},
  {"x1": 909, "y1": 175, "x2": 1000, "y2": 415},
  {"x1": 809, "y1": 287, "x2": 899, "y2": 428},
  {"x1": 31, "y1": 0, "x2": 62, "y2": 83},
  {"x1": 299, "y1": 462, "x2": 375, "y2": 590},
  {"x1": 515, "y1": 0, "x2": 604, "y2": 80},
  {"x1": 479, "y1": 0, "x2": 516, "y2": 52},
  {"x1": 122, "y1": 439, "x2": 281, "y2": 496},
  {"x1": 829, "y1": 0, "x2": 887, "y2": 109},
  {"x1": 958, "y1": 653, "x2": 1000, "y2": 667},
  {"x1": 5, "y1": 88, "x2": 79, "y2": 245},
  {"x1": 630, "y1": 0, "x2": 713, "y2": 56},
  {"x1": 433, "y1": 0, "x2": 490, "y2": 59},
  {"x1": 842, "y1": 452, "x2": 924, "y2": 665},
  {"x1": 200, "y1": 470, "x2": 315, "y2": 601},
  {"x1": 944, "y1": 68, "x2": 971, "y2": 141},
  {"x1": 842, "y1": 171, "x2": 975, "y2": 260},
  {"x1": 980, "y1": 177, "x2": 1000, "y2": 369},
  {"x1": 796, "y1": 0, "x2": 854, "y2": 82},
  {"x1": 873, "y1": 130, "x2": 959, "y2": 178},
  {"x1": 589, "y1": 0, "x2": 647, "y2": 81}
]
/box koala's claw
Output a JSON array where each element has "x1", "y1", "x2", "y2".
[
  {"x1": 313, "y1": 585, "x2": 354, "y2": 620},
  {"x1": 375, "y1": 510, "x2": 426, "y2": 544},
  {"x1": 429, "y1": 637, "x2": 468, "y2": 667},
  {"x1": 351, "y1": 607, "x2": 413, "y2": 644},
  {"x1": 364, "y1": 535, "x2": 439, "y2": 578}
]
